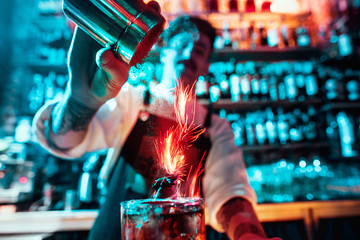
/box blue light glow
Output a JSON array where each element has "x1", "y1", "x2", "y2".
[
  {"x1": 313, "y1": 159, "x2": 320, "y2": 166},
  {"x1": 299, "y1": 160, "x2": 306, "y2": 168}
]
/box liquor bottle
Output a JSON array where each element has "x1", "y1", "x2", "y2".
[
  {"x1": 219, "y1": 74, "x2": 231, "y2": 99},
  {"x1": 269, "y1": 75, "x2": 279, "y2": 102},
  {"x1": 295, "y1": 72, "x2": 306, "y2": 101},
  {"x1": 284, "y1": 73, "x2": 298, "y2": 101},
  {"x1": 230, "y1": 74, "x2": 241, "y2": 102},
  {"x1": 222, "y1": 21, "x2": 232, "y2": 48},
  {"x1": 208, "y1": 0, "x2": 219, "y2": 12},
  {"x1": 250, "y1": 74, "x2": 261, "y2": 101},
  {"x1": 255, "y1": 111, "x2": 267, "y2": 145},
  {"x1": 303, "y1": 61, "x2": 319, "y2": 98},
  {"x1": 240, "y1": 74, "x2": 251, "y2": 101},
  {"x1": 258, "y1": 22, "x2": 267, "y2": 46},
  {"x1": 229, "y1": 0, "x2": 238, "y2": 11},
  {"x1": 267, "y1": 23, "x2": 280, "y2": 47},
  {"x1": 280, "y1": 24, "x2": 289, "y2": 47},
  {"x1": 303, "y1": 106, "x2": 318, "y2": 141},
  {"x1": 346, "y1": 79, "x2": 360, "y2": 101},
  {"x1": 337, "y1": 112, "x2": 357, "y2": 157},
  {"x1": 325, "y1": 111, "x2": 340, "y2": 157},
  {"x1": 245, "y1": 0, "x2": 256, "y2": 12},
  {"x1": 245, "y1": 113, "x2": 257, "y2": 146},
  {"x1": 265, "y1": 108, "x2": 278, "y2": 145},
  {"x1": 277, "y1": 108, "x2": 289, "y2": 145},
  {"x1": 278, "y1": 79, "x2": 287, "y2": 101},
  {"x1": 289, "y1": 109, "x2": 303, "y2": 143},
  {"x1": 209, "y1": 84, "x2": 221, "y2": 103},
  {"x1": 195, "y1": 75, "x2": 210, "y2": 99},
  {"x1": 232, "y1": 118, "x2": 246, "y2": 146},
  {"x1": 259, "y1": 74, "x2": 270, "y2": 101}
]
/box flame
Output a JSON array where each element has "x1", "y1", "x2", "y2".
[
  {"x1": 186, "y1": 152, "x2": 206, "y2": 198},
  {"x1": 155, "y1": 81, "x2": 205, "y2": 195}
]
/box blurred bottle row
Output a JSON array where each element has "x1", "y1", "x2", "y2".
[
  {"x1": 198, "y1": 60, "x2": 320, "y2": 102},
  {"x1": 222, "y1": 105, "x2": 360, "y2": 158},
  {"x1": 246, "y1": 154, "x2": 360, "y2": 203},
  {"x1": 146, "y1": 0, "x2": 306, "y2": 14},
  {"x1": 28, "y1": 72, "x2": 68, "y2": 112},
  {"x1": 216, "y1": 20, "x2": 311, "y2": 50},
  {"x1": 224, "y1": 106, "x2": 319, "y2": 147}
]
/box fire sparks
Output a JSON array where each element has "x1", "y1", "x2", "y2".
[
  {"x1": 154, "y1": 81, "x2": 205, "y2": 198},
  {"x1": 187, "y1": 153, "x2": 205, "y2": 198}
]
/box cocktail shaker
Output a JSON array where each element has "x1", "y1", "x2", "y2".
[{"x1": 63, "y1": 0, "x2": 166, "y2": 65}]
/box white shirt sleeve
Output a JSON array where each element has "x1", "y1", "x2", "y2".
[
  {"x1": 202, "y1": 114, "x2": 257, "y2": 232},
  {"x1": 32, "y1": 83, "x2": 140, "y2": 159}
]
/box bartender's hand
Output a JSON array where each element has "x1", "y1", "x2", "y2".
[
  {"x1": 68, "y1": 0, "x2": 161, "y2": 110},
  {"x1": 217, "y1": 198, "x2": 283, "y2": 240},
  {"x1": 46, "y1": 0, "x2": 161, "y2": 149},
  {"x1": 67, "y1": 27, "x2": 130, "y2": 111}
]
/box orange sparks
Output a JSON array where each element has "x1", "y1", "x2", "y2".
[
  {"x1": 156, "y1": 81, "x2": 205, "y2": 183},
  {"x1": 186, "y1": 152, "x2": 206, "y2": 198}
]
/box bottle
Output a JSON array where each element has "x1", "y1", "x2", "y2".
[
  {"x1": 229, "y1": 0, "x2": 238, "y2": 11},
  {"x1": 209, "y1": 84, "x2": 221, "y2": 103},
  {"x1": 337, "y1": 112, "x2": 357, "y2": 157},
  {"x1": 230, "y1": 74, "x2": 241, "y2": 102},
  {"x1": 296, "y1": 25, "x2": 311, "y2": 47},
  {"x1": 245, "y1": 0, "x2": 256, "y2": 12},
  {"x1": 269, "y1": 75, "x2": 279, "y2": 102},
  {"x1": 303, "y1": 106, "x2": 318, "y2": 141},
  {"x1": 222, "y1": 21, "x2": 232, "y2": 48},
  {"x1": 267, "y1": 22, "x2": 280, "y2": 47},
  {"x1": 250, "y1": 74, "x2": 261, "y2": 101},
  {"x1": 219, "y1": 74, "x2": 231, "y2": 99},
  {"x1": 277, "y1": 108, "x2": 289, "y2": 145},
  {"x1": 195, "y1": 76, "x2": 210, "y2": 99},
  {"x1": 245, "y1": 113, "x2": 257, "y2": 146},
  {"x1": 208, "y1": 0, "x2": 219, "y2": 12},
  {"x1": 284, "y1": 73, "x2": 298, "y2": 101},
  {"x1": 305, "y1": 74, "x2": 319, "y2": 99},
  {"x1": 259, "y1": 74, "x2": 270, "y2": 101},
  {"x1": 255, "y1": 111, "x2": 267, "y2": 145},
  {"x1": 295, "y1": 69, "x2": 306, "y2": 101},
  {"x1": 289, "y1": 109, "x2": 303, "y2": 143},
  {"x1": 258, "y1": 22, "x2": 267, "y2": 46},
  {"x1": 280, "y1": 24, "x2": 289, "y2": 47},
  {"x1": 232, "y1": 118, "x2": 246, "y2": 146},
  {"x1": 265, "y1": 108, "x2": 278, "y2": 145},
  {"x1": 240, "y1": 74, "x2": 251, "y2": 101}
]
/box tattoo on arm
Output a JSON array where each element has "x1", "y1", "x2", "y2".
[
  {"x1": 52, "y1": 97, "x2": 98, "y2": 135},
  {"x1": 217, "y1": 198, "x2": 267, "y2": 240}
]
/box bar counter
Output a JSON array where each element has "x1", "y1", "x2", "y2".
[{"x1": 0, "y1": 200, "x2": 359, "y2": 239}]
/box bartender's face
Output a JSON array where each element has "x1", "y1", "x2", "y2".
[{"x1": 161, "y1": 30, "x2": 211, "y2": 87}]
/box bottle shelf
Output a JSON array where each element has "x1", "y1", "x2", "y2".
[
  {"x1": 320, "y1": 102, "x2": 360, "y2": 112},
  {"x1": 199, "y1": 98, "x2": 323, "y2": 111},
  {"x1": 241, "y1": 142, "x2": 330, "y2": 153},
  {"x1": 164, "y1": 11, "x2": 312, "y2": 29},
  {"x1": 211, "y1": 47, "x2": 321, "y2": 61},
  {"x1": 28, "y1": 62, "x2": 68, "y2": 74},
  {"x1": 146, "y1": 47, "x2": 321, "y2": 62}
]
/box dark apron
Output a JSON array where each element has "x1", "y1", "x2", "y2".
[{"x1": 88, "y1": 107, "x2": 229, "y2": 240}]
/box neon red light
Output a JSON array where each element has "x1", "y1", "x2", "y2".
[{"x1": 19, "y1": 176, "x2": 28, "y2": 184}]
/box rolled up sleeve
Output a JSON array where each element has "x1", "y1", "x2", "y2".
[{"x1": 203, "y1": 115, "x2": 257, "y2": 232}]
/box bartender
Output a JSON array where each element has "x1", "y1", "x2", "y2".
[{"x1": 32, "y1": 2, "x2": 281, "y2": 239}]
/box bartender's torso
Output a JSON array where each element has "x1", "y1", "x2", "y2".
[{"x1": 119, "y1": 109, "x2": 212, "y2": 196}]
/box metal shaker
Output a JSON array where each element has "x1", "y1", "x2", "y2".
[{"x1": 63, "y1": 0, "x2": 165, "y2": 65}]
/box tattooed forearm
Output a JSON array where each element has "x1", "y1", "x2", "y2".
[
  {"x1": 233, "y1": 223, "x2": 266, "y2": 240},
  {"x1": 52, "y1": 97, "x2": 98, "y2": 135},
  {"x1": 217, "y1": 198, "x2": 267, "y2": 240}
]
